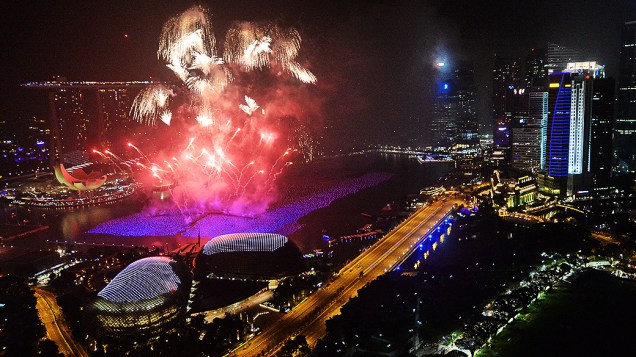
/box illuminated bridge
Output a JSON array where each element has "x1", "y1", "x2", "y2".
[{"x1": 230, "y1": 198, "x2": 463, "y2": 357}]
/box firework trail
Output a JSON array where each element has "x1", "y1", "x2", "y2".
[
  {"x1": 129, "y1": 6, "x2": 317, "y2": 217},
  {"x1": 130, "y1": 85, "x2": 174, "y2": 126}
]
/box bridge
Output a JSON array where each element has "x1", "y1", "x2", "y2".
[{"x1": 229, "y1": 198, "x2": 463, "y2": 356}]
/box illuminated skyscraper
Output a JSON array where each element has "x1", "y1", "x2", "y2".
[
  {"x1": 23, "y1": 79, "x2": 154, "y2": 166},
  {"x1": 567, "y1": 75, "x2": 592, "y2": 176},
  {"x1": 546, "y1": 73, "x2": 573, "y2": 188},
  {"x1": 511, "y1": 90, "x2": 545, "y2": 173},
  {"x1": 492, "y1": 56, "x2": 522, "y2": 121},
  {"x1": 616, "y1": 20, "x2": 636, "y2": 170},
  {"x1": 96, "y1": 88, "x2": 137, "y2": 148},
  {"x1": 525, "y1": 48, "x2": 547, "y2": 90},
  {"x1": 492, "y1": 56, "x2": 524, "y2": 165},
  {"x1": 52, "y1": 88, "x2": 92, "y2": 156},
  {"x1": 529, "y1": 91, "x2": 549, "y2": 170},
  {"x1": 432, "y1": 61, "x2": 478, "y2": 145},
  {"x1": 545, "y1": 69, "x2": 613, "y2": 196},
  {"x1": 511, "y1": 124, "x2": 542, "y2": 172}
]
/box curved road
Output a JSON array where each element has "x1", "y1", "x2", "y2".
[
  {"x1": 230, "y1": 198, "x2": 462, "y2": 356},
  {"x1": 33, "y1": 287, "x2": 89, "y2": 357}
]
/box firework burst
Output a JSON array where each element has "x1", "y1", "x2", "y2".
[{"x1": 130, "y1": 6, "x2": 317, "y2": 217}]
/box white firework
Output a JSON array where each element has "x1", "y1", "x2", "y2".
[
  {"x1": 158, "y1": 5, "x2": 215, "y2": 63},
  {"x1": 239, "y1": 96, "x2": 260, "y2": 116},
  {"x1": 131, "y1": 85, "x2": 174, "y2": 125},
  {"x1": 287, "y1": 62, "x2": 317, "y2": 84},
  {"x1": 190, "y1": 52, "x2": 224, "y2": 75},
  {"x1": 135, "y1": 6, "x2": 315, "y2": 130},
  {"x1": 160, "y1": 111, "x2": 172, "y2": 126}
]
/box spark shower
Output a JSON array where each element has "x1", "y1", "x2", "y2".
[{"x1": 128, "y1": 5, "x2": 317, "y2": 218}]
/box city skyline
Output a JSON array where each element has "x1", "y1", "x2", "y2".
[
  {"x1": 3, "y1": 1, "x2": 636, "y2": 148},
  {"x1": 1, "y1": 2, "x2": 635, "y2": 357}
]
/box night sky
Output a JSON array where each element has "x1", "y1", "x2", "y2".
[{"x1": 3, "y1": 0, "x2": 636, "y2": 149}]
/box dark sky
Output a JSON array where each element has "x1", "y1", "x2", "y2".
[{"x1": 2, "y1": 0, "x2": 636, "y2": 149}]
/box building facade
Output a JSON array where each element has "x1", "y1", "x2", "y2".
[
  {"x1": 546, "y1": 72, "x2": 573, "y2": 179},
  {"x1": 544, "y1": 69, "x2": 614, "y2": 197},
  {"x1": 617, "y1": 21, "x2": 636, "y2": 170},
  {"x1": 525, "y1": 48, "x2": 547, "y2": 90},
  {"x1": 511, "y1": 124, "x2": 543, "y2": 173},
  {"x1": 432, "y1": 61, "x2": 478, "y2": 146},
  {"x1": 491, "y1": 57, "x2": 522, "y2": 164},
  {"x1": 590, "y1": 78, "x2": 615, "y2": 187},
  {"x1": 528, "y1": 91, "x2": 549, "y2": 170},
  {"x1": 23, "y1": 79, "x2": 151, "y2": 166}
]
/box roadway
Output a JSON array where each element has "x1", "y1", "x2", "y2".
[
  {"x1": 230, "y1": 198, "x2": 463, "y2": 356},
  {"x1": 33, "y1": 287, "x2": 89, "y2": 357}
]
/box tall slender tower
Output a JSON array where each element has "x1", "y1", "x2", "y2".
[
  {"x1": 616, "y1": 21, "x2": 636, "y2": 170},
  {"x1": 525, "y1": 48, "x2": 547, "y2": 90},
  {"x1": 546, "y1": 73, "x2": 572, "y2": 179},
  {"x1": 545, "y1": 67, "x2": 610, "y2": 196},
  {"x1": 492, "y1": 57, "x2": 522, "y2": 164},
  {"x1": 590, "y1": 78, "x2": 615, "y2": 188},
  {"x1": 432, "y1": 61, "x2": 478, "y2": 146}
]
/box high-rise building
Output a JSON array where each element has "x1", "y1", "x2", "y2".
[
  {"x1": 546, "y1": 73, "x2": 573, "y2": 182},
  {"x1": 525, "y1": 48, "x2": 547, "y2": 90},
  {"x1": 528, "y1": 91, "x2": 548, "y2": 170},
  {"x1": 497, "y1": 87, "x2": 529, "y2": 166},
  {"x1": 431, "y1": 80, "x2": 458, "y2": 145},
  {"x1": 492, "y1": 57, "x2": 522, "y2": 164},
  {"x1": 96, "y1": 88, "x2": 137, "y2": 148},
  {"x1": 511, "y1": 90, "x2": 543, "y2": 173},
  {"x1": 616, "y1": 21, "x2": 636, "y2": 170},
  {"x1": 511, "y1": 124, "x2": 542, "y2": 173},
  {"x1": 432, "y1": 61, "x2": 478, "y2": 145},
  {"x1": 23, "y1": 79, "x2": 154, "y2": 166},
  {"x1": 567, "y1": 75, "x2": 593, "y2": 176},
  {"x1": 52, "y1": 88, "x2": 92, "y2": 156},
  {"x1": 545, "y1": 43, "x2": 585, "y2": 75},
  {"x1": 544, "y1": 69, "x2": 613, "y2": 196},
  {"x1": 590, "y1": 78, "x2": 615, "y2": 187},
  {"x1": 492, "y1": 56, "x2": 522, "y2": 121}
]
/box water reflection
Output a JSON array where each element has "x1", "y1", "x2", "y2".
[{"x1": 2, "y1": 153, "x2": 452, "y2": 254}]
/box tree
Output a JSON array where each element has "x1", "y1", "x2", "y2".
[
  {"x1": 275, "y1": 335, "x2": 311, "y2": 357},
  {"x1": 0, "y1": 276, "x2": 47, "y2": 356},
  {"x1": 38, "y1": 339, "x2": 63, "y2": 357}
]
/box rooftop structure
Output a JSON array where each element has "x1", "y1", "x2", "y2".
[
  {"x1": 97, "y1": 257, "x2": 182, "y2": 303},
  {"x1": 85, "y1": 256, "x2": 191, "y2": 341},
  {"x1": 21, "y1": 81, "x2": 160, "y2": 90},
  {"x1": 195, "y1": 233, "x2": 305, "y2": 280},
  {"x1": 202, "y1": 232, "x2": 288, "y2": 255}
]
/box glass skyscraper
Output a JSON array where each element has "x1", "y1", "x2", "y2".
[{"x1": 546, "y1": 73, "x2": 572, "y2": 177}]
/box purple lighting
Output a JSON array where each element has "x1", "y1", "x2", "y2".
[{"x1": 88, "y1": 172, "x2": 393, "y2": 239}]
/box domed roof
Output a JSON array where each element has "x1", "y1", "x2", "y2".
[
  {"x1": 202, "y1": 233, "x2": 288, "y2": 255},
  {"x1": 98, "y1": 256, "x2": 182, "y2": 303}
]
